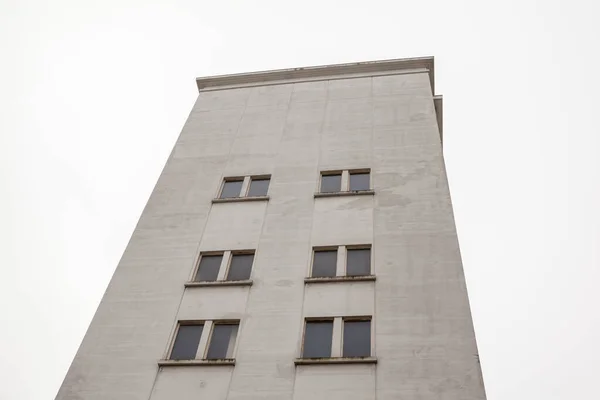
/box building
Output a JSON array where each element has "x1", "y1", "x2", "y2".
[{"x1": 55, "y1": 57, "x2": 487, "y2": 400}]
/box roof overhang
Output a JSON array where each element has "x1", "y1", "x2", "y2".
[{"x1": 196, "y1": 56, "x2": 435, "y2": 94}]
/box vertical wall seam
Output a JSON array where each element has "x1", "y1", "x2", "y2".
[
  {"x1": 370, "y1": 76, "x2": 378, "y2": 400},
  {"x1": 289, "y1": 81, "x2": 329, "y2": 399},
  {"x1": 222, "y1": 89, "x2": 252, "y2": 400},
  {"x1": 144, "y1": 94, "x2": 245, "y2": 400},
  {"x1": 149, "y1": 90, "x2": 252, "y2": 400}
]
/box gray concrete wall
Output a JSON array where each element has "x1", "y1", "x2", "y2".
[{"x1": 56, "y1": 68, "x2": 486, "y2": 400}]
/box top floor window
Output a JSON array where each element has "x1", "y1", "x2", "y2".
[
  {"x1": 317, "y1": 169, "x2": 372, "y2": 195},
  {"x1": 216, "y1": 175, "x2": 271, "y2": 201}
]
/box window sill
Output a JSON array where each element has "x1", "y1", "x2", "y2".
[
  {"x1": 314, "y1": 190, "x2": 374, "y2": 198},
  {"x1": 184, "y1": 280, "x2": 253, "y2": 288},
  {"x1": 158, "y1": 359, "x2": 235, "y2": 367},
  {"x1": 212, "y1": 196, "x2": 269, "y2": 204},
  {"x1": 294, "y1": 357, "x2": 377, "y2": 365},
  {"x1": 304, "y1": 275, "x2": 376, "y2": 284}
]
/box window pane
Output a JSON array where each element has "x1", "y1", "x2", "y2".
[
  {"x1": 349, "y1": 173, "x2": 370, "y2": 191},
  {"x1": 170, "y1": 324, "x2": 203, "y2": 360},
  {"x1": 343, "y1": 320, "x2": 371, "y2": 357},
  {"x1": 346, "y1": 249, "x2": 371, "y2": 276},
  {"x1": 312, "y1": 250, "x2": 337, "y2": 277},
  {"x1": 220, "y1": 180, "x2": 243, "y2": 198},
  {"x1": 320, "y1": 174, "x2": 341, "y2": 193},
  {"x1": 226, "y1": 253, "x2": 254, "y2": 281},
  {"x1": 195, "y1": 255, "x2": 222, "y2": 282},
  {"x1": 303, "y1": 321, "x2": 333, "y2": 358},
  {"x1": 247, "y1": 178, "x2": 270, "y2": 197},
  {"x1": 206, "y1": 323, "x2": 239, "y2": 359}
]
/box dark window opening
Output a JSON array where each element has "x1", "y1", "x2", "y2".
[
  {"x1": 320, "y1": 174, "x2": 342, "y2": 193},
  {"x1": 302, "y1": 320, "x2": 333, "y2": 358},
  {"x1": 220, "y1": 180, "x2": 243, "y2": 198},
  {"x1": 346, "y1": 248, "x2": 371, "y2": 276},
  {"x1": 206, "y1": 323, "x2": 239, "y2": 359},
  {"x1": 343, "y1": 320, "x2": 371, "y2": 357},
  {"x1": 312, "y1": 250, "x2": 337, "y2": 277},
  {"x1": 247, "y1": 177, "x2": 270, "y2": 197},
  {"x1": 349, "y1": 172, "x2": 370, "y2": 191},
  {"x1": 170, "y1": 324, "x2": 204, "y2": 360},
  {"x1": 226, "y1": 253, "x2": 254, "y2": 281},
  {"x1": 195, "y1": 254, "x2": 222, "y2": 282}
]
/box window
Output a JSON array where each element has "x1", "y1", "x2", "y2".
[
  {"x1": 311, "y1": 249, "x2": 337, "y2": 277},
  {"x1": 192, "y1": 251, "x2": 254, "y2": 283},
  {"x1": 343, "y1": 319, "x2": 371, "y2": 357},
  {"x1": 346, "y1": 248, "x2": 371, "y2": 276},
  {"x1": 217, "y1": 175, "x2": 271, "y2": 200},
  {"x1": 299, "y1": 317, "x2": 373, "y2": 360},
  {"x1": 320, "y1": 173, "x2": 342, "y2": 193},
  {"x1": 206, "y1": 322, "x2": 239, "y2": 359},
  {"x1": 302, "y1": 320, "x2": 333, "y2": 358},
  {"x1": 317, "y1": 169, "x2": 372, "y2": 195},
  {"x1": 220, "y1": 179, "x2": 244, "y2": 199},
  {"x1": 349, "y1": 171, "x2": 370, "y2": 191},
  {"x1": 194, "y1": 254, "x2": 223, "y2": 282},
  {"x1": 226, "y1": 253, "x2": 254, "y2": 281},
  {"x1": 307, "y1": 245, "x2": 372, "y2": 279},
  {"x1": 169, "y1": 323, "x2": 204, "y2": 360},
  {"x1": 167, "y1": 320, "x2": 240, "y2": 362},
  {"x1": 247, "y1": 176, "x2": 270, "y2": 197}
]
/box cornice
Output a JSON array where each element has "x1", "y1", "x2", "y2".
[{"x1": 196, "y1": 56, "x2": 435, "y2": 93}]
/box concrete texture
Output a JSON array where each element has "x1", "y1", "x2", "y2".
[{"x1": 55, "y1": 57, "x2": 486, "y2": 400}]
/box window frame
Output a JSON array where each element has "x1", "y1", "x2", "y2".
[
  {"x1": 341, "y1": 316, "x2": 372, "y2": 358},
  {"x1": 306, "y1": 245, "x2": 373, "y2": 279},
  {"x1": 310, "y1": 246, "x2": 339, "y2": 278},
  {"x1": 167, "y1": 319, "x2": 241, "y2": 362},
  {"x1": 225, "y1": 250, "x2": 255, "y2": 281},
  {"x1": 203, "y1": 320, "x2": 240, "y2": 360},
  {"x1": 189, "y1": 250, "x2": 255, "y2": 285},
  {"x1": 193, "y1": 251, "x2": 225, "y2": 282},
  {"x1": 345, "y1": 244, "x2": 372, "y2": 277},
  {"x1": 219, "y1": 177, "x2": 245, "y2": 199},
  {"x1": 301, "y1": 317, "x2": 335, "y2": 359},
  {"x1": 348, "y1": 168, "x2": 371, "y2": 192},
  {"x1": 298, "y1": 316, "x2": 375, "y2": 361},
  {"x1": 246, "y1": 175, "x2": 271, "y2": 197},
  {"x1": 316, "y1": 169, "x2": 373, "y2": 196},
  {"x1": 168, "y1": 320, "x2": 206, "y2": 360},
  {"x1": 319, "y1": 170, "x2": 343, "y2": 193},
  {"x1": 217, "y1": 175, "x2": 272, "y2": 201}
]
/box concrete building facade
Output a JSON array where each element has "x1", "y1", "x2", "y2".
[{"x1": 56, "y1": 57, "x2": 487, "y2": 400}]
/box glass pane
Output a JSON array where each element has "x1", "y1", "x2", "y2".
[
  {"x1": 303, "y1": 321, "x2": 333, "y2": 358},
  {"x1": 195, "y1": 255, "x2": 222, "y2": 282},
  {"x1": 247, "y1": 178, "x2": 270, "y2": 197},
  {"x1": 225, "y1": 325, "x2": 239, "y2": 358},
  {"x1": 349, "y1": 173, "x2": 370, "y2": 191},
  {"x1": 226, "y1": 254, "x2": 254, "y2": 281},
  {"x1": 346, "y1": 249, "x2": 371, "y2": 276},
  {"x1": 170, "y1": 324, "x2": 203, "y2": 360},
  {"x1": 207, "y1": 324, "x2": 239, "y2": 359},
  {"x1": 220, "y1": 180, "x2": 243, "y2": 198},
  {"x1": 312, "y1": 250, "x2": 337, "y2": 277},
  {"x1": 320, "y1": 174, "x2": 341, "y2": 193},
  {"x1": 343, "y1": 320, "x2": 371, "y2": 357}
]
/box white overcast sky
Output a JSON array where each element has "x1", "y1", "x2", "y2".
[{"x1": 1, "y1": 0, "x2": 599, "y2": 399}]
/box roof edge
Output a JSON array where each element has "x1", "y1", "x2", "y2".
[{"x1": 196, "y1": 56, "x2": 435, "y2": 93}]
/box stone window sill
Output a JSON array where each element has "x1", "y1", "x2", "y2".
[
  {"x1": 314, "y1": 190, "x2": 374, "y2": 198},
  {"x1": 184, "y1": 280, "x2": 253, "y2": 288},
  {"x1": 294, "y1": 357, "x2": 377, "y2": 365},
  {"x1": 212, "y1": 196, "x2": 269, "y2": 204},
  {"x1": 158, "y1": 359, "x2": 235, "y2": 367},
  {"x1": 304, "y1": 275, "x2": 376, "y2": 284}
]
